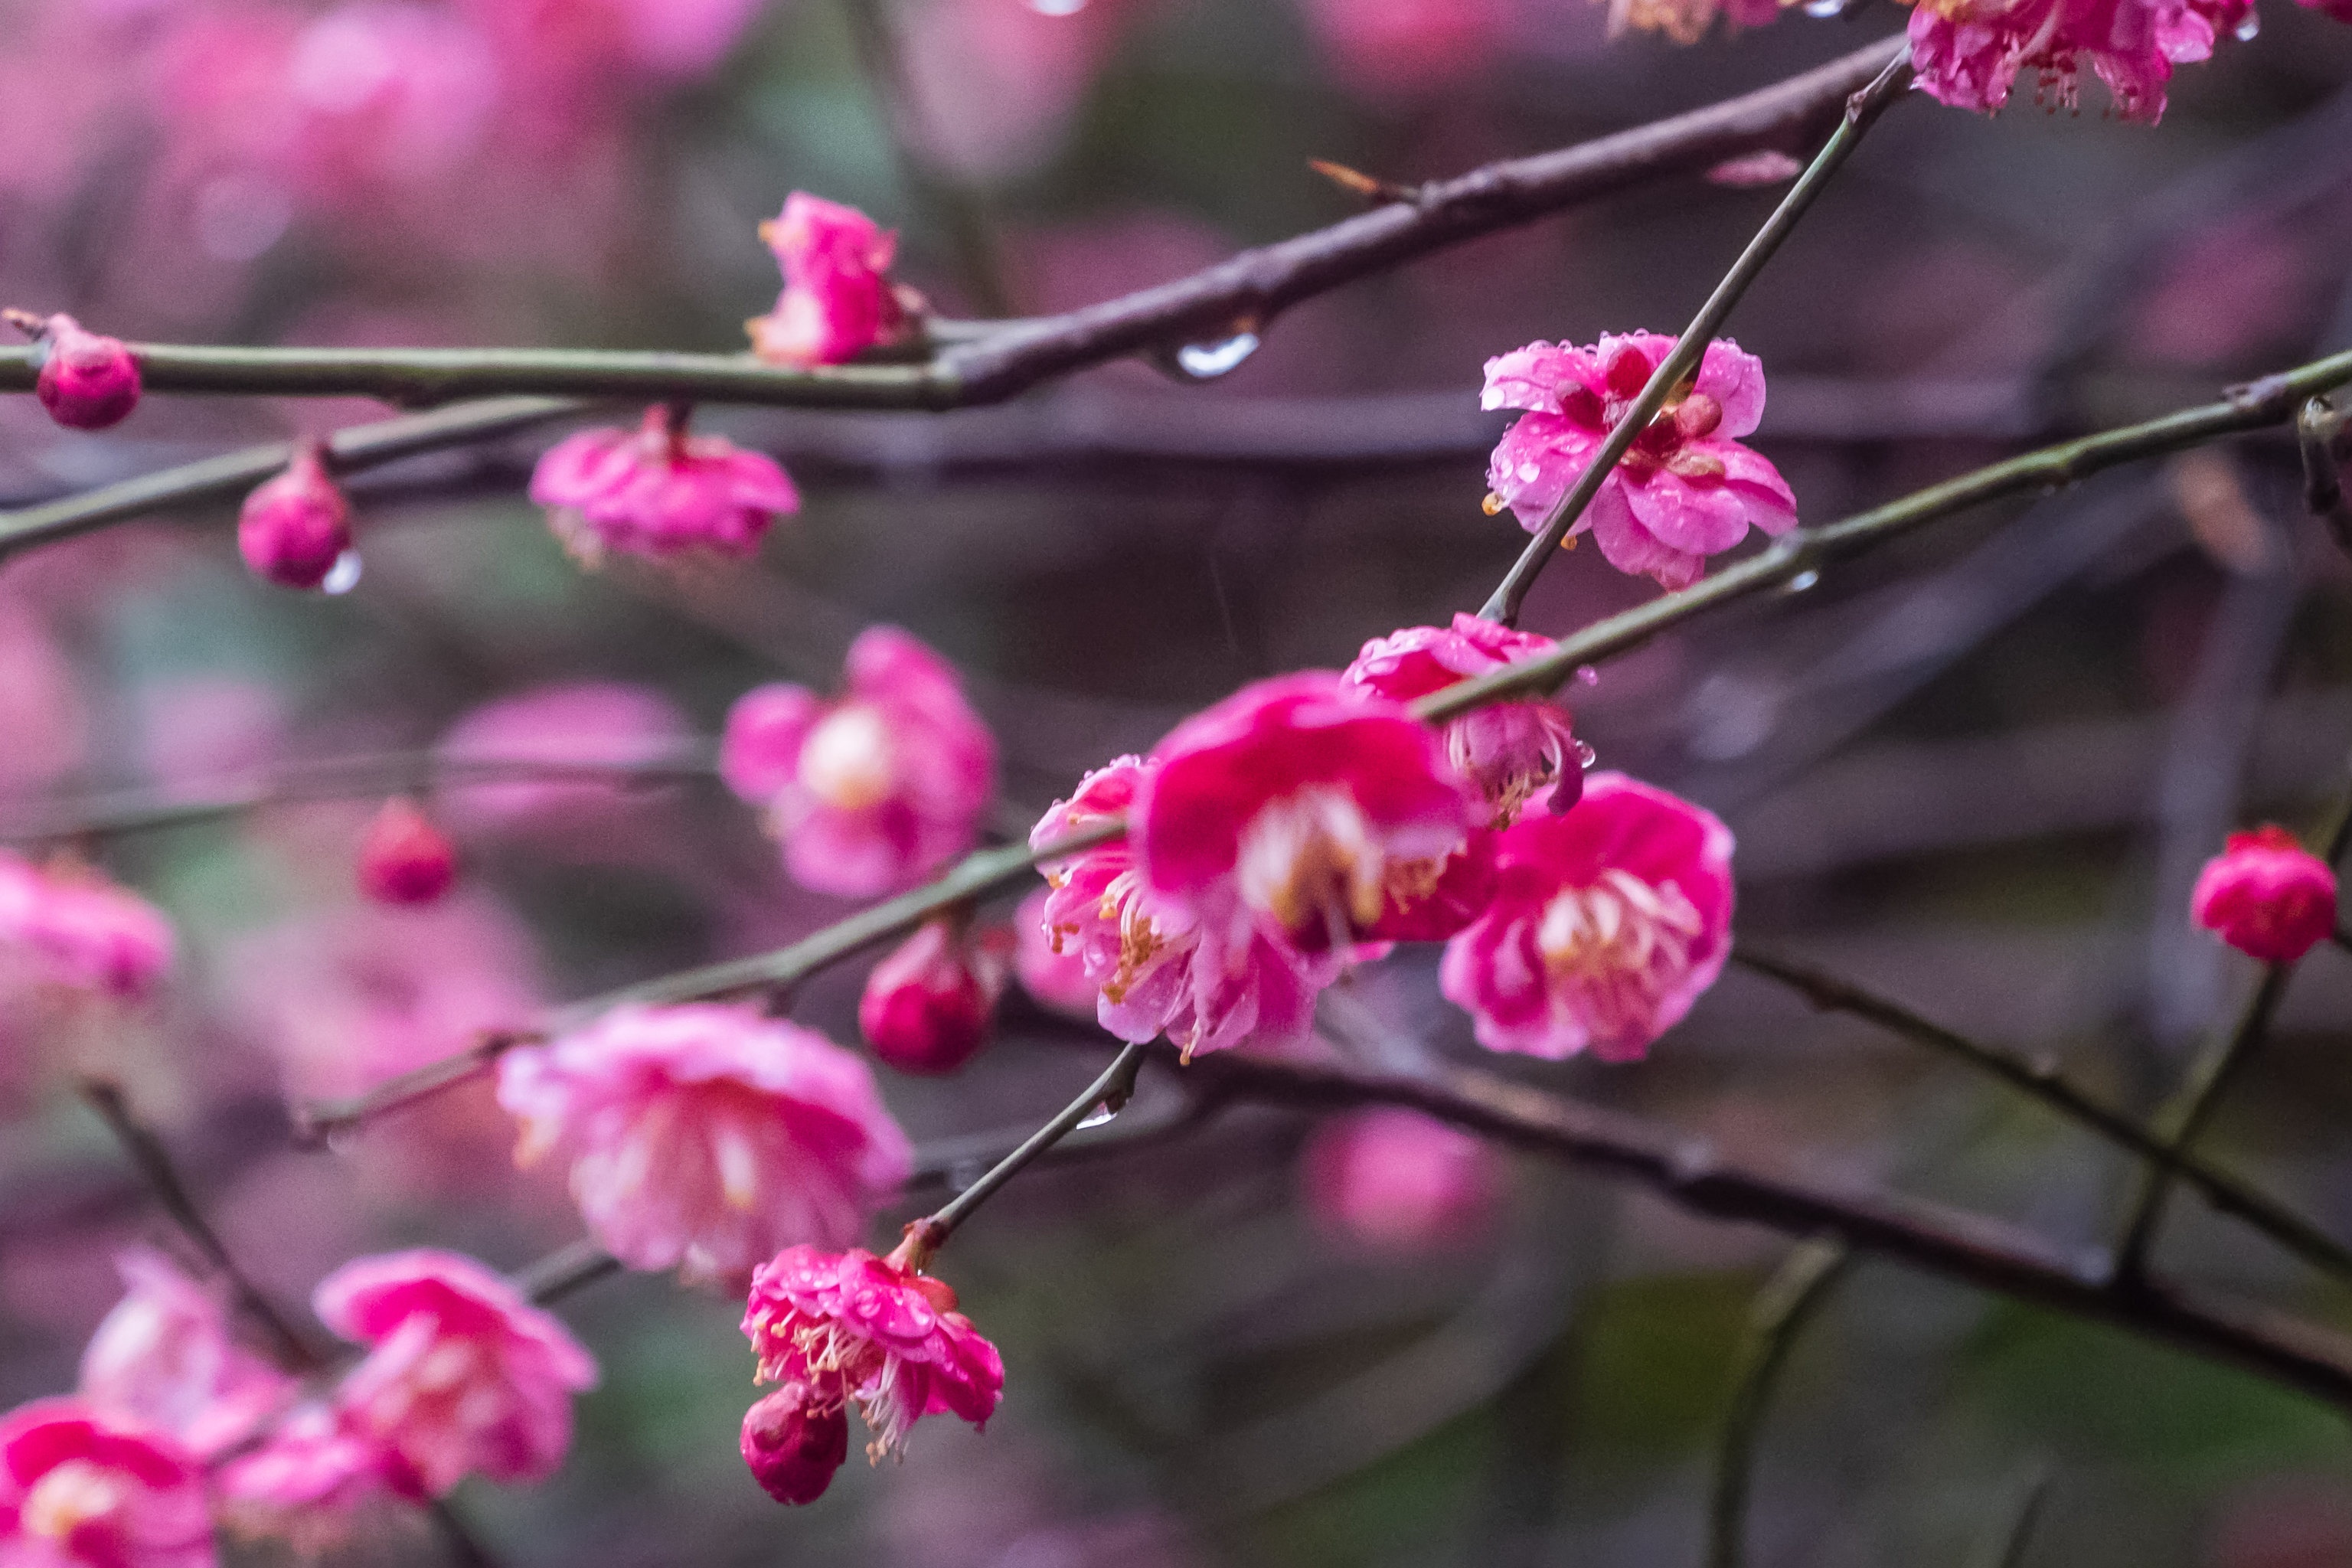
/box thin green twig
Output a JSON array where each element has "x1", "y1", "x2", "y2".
[
  {"x1": 1480, "y1": 47, "x2": 1913, "y2": 626},
  {"x1": 1733, "y1": 947, "x2": 2352, "y2": 1283},
  {"x1": 1706, "y1": 1240, "x2": 1854, "y2": 1568}
]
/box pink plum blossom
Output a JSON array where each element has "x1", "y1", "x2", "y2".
[
  {"x1": 858, "y1": 919, "x2": 1015, "y2": 1076},
  {"x1": 356, "y1": 798, "x2": 457, "y2": 906},
  {"x1": 1011, "y1": 886, "x2": 1098, "y2": 1016},
  {"x1": 237, "y1": 443, "x2": 352, "y2": 591},
  {"x1": 495, "y1": 1004, "x2": 913, "y2": 1280},
  {"x1": 215, "y1": 1400, "x2": 390, "y2": 1529},
  {"x1": 1302, "y1": 1109, "x2": 1502, "y2": 1253},
  {"x1": 1137, "y1": 673, "x2": 1485, "y2": 956},
  {"x1": 1032, "y1": 755, "x2": 1331, "y2": 1061},
  {"x1": 0, "y1": 1399, "x2": 214, "y2": 1568},
  {"x1": 7, "y1": 312, "x2": 142, "y2": 431},
  {"x1": 308, "y1": 1250, "x2": 597, "y2": 1500},
  {"x1": 1906, "y1": 0, "x2": 2252, "y2": 122},
  {"x1": 1343, "y1": 613, "x2": 1582, "y2": 826},
  {"x1": 1295, "y1": 0, "x2": 1508, "y2": 94},
  {"x1": 1484, "y1": 332, "x2": 1795, "y2": 590},
  {"x1": 1440, "y1": 772, "x2": 1733, "y2": 1061},
  {"x1": 746, "y1": 194, "x2": 915, "y2": 368},
  {"x1": 0, "y1": 854, "x2": 175, "y2": 998},
  {"x1": 2190, "y1": 825, "x2": 2338, "y2": 964},
  {"x1": 434, "y1": 681, "x2": 693, "y2": 843},
  {"x1": 79, "y1": 1251, "x2": 296, "y2": 1461},
  {"x1": 528, "y1": 406, "x2": 799, "y2": 563},
  {"x1": 2298, "y1": 0, "x2": 2352, "y2": 21},
  {"x1": 721, "y1": 627, "x2": 997, "y2": 898},
  {"x1": 742, "y1": 1244, "x2": 1002, "y2": 1497}
]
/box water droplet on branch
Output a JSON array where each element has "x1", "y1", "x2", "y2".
[
  {"x1": 1076, "y1": 1099, "x2": 1121, "y2": 1131},
  {"x1": 1783, "y1": 567, "x2": 1821, "y2": 594},
  {"x1": 1028, "y1": 0, "x2": 1087, "y2": 11},
  {"x1": 2234, "y1": 11, "x2": 2259, "y2": 40},
  {"x1": 1164, "y1": 331, "x2": 1260, "y2": 381}
]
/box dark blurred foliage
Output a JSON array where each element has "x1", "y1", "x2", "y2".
[{"x1": 5, "y1": 0, "x2": 2352, "y2": 1563}]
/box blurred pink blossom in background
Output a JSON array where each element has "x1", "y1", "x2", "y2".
[
  {"x1": 2190, "y1": 825, "x2": 2338, "y2": 965},
  {"x1": 78, "y1": 1251, "x2": 296, "y2": 1462},
  {"x1": 721, "y1": 627, "x2": 997, "y2": 898},
  {"x1": 1302, "y1": 1107, "x2": 1503, "y2": 1252},
  {"x1": 496, "y1": 1004, "x2": 913, "y2": 1279}
]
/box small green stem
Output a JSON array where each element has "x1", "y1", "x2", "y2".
[
  {"x1": 2115, "y1": 792, "x2": 2352, "y2": 1281},
  {"x1": 1707, "y1": 1240, "x2": 1854, "y2": 1568},
  {"x1": 904, "y1": 1041, "x2": 1149, "y2": 1264},
  {"x1": 1480, "y1": 47, "x2": 1913, "y2": 626}
]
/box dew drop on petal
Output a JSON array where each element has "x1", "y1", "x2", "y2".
[
  {"x1": 322, "y1": 549, "x2": 364, "y2": 595},
  {"x1": 1573, "y1": 740, "x2": 1598, "y2": 769},
  {"x1": 2234, "y1": 11, "x2": 2259, "y2": 39},
  {"x1": 1172, "y1": 332, "x2": 1260, "y2": 380}
]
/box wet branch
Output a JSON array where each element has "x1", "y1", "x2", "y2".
[{"x1": 1706, "y1": 1240, "x2": 1854, "y2": 1568}]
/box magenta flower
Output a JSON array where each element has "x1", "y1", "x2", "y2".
[
  {"x1": 746, "y1": 193, "x2": 913, "y2": 368},
  {"x1": 1138, "y1": 672, "x2": 1485, "y2": 956},
  {"x1": 214, "y1": 1403, "x2": 387, "y2": 1527},
  {"x1": 237, "y1": 443, "x2": 352, "y2": 591},
  {"x1": 1906, "y1": 0, "x2": 2252, "y2": 122},
  {"x1": 356, "y1": 798, "x2": 458, "y2": 906},
  {"x1": 495, "y1": 1004, "x2": 913, "y2": 1280},
  {"x1": 1032, "y1": 755, "x2": 1332, "y2": 1061},
  {"x1": 742, "y1": 1244, "x2": 1002, "y2": 1496},
  {"x1": 1302, "y1": 1109, "x2": 1502, "y2": 1253},
  {"x1": 529, "y1": 405, "x2": 799, "y2": 563},
  {"x1": 1440, "y1": 772, "x2": 1733, "y2": 1061},
  {"x1": 79, "y1": 1251, "x2": 296, "y2": 1462},
  {"x1": 1343, "y1": 613, "x2": 1583, "y2": 826},
  {"x1": 740, "y1": 1381, "x2": 849, "y2": 1506},
  {"x1": 7, "y1": 312, "x2": 142, "y2": 431},
  {"x1": 309, "y1": 1250, "x2": 597, "y2": 1501},
  {"x1": 858, "y1": 919, "x2": 1015, "y2": 1076},
  {"x1": 0, "y1": 1399, "x2": 213, "y2": 1568},
  {"x1": 2190, "y1": 825, "x2": 2338, "y2": 965},
  {"x1": 1484, "y1": 332, "x2": 1795, "y2": 590},
  {"x1": 0, "y1": 853, "x2": 174, "y2": 998},
  {"x1": 721, "y1": 626, "x2": 996, "y2": 898}
]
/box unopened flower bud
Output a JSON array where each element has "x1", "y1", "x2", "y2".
[
  {"x1": 2191, "y1": 825, "x2": 2338, "y2": 964},
  {"x1": 358, "y1": 798, "x2": 457, "y2": 906},
  {"x1": 239, "y1": 444, "x2": 352, "y2": 590},
  {"x1": 9, "y1": 310, "x2": 142, "y2": 430},
  {"x1": 740, "y1": 1383, "x2": 848, "y2": 1505},
  {"x1": 858, "y1": 917, "x2": 1013, "y2": 1076}
]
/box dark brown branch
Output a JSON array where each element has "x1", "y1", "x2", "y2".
[
  {"x1": 1172, "y1": 1049, "x2": 2352, "y2": 1413},
  {"x1": 1733, "y1": 946, "x2": 2352, "y2": 1282},
  {"x1": 76, "y1": 1079, "x2": 326, "y2": 1372},
  {"x1": 0, "y1": 39, "x2": 1899, "y2": 426}
]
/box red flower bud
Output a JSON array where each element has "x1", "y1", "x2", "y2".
[
  {"x1": 18, "y1": 312, "x2": 143, "y2": 430},
  {"x1": 358, "y1": 798, "x2": 458, "y2": 906},
  {"x1": 239, "y1": 444, "x2": 353, "y2": 590},
  {"x1": 740, "y1": 1383, "x2": 848, "y2": 1506},
  {"x1": 857, "y1": 918, "x2": 1012, "y2": 1076}
]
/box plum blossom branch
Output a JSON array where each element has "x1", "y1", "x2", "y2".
[
  {"x1": 0, "y1": 38, "x2": 1903, "y2": 571},
  {"x1": 1706, "y1": 1240, "x2": 1853, "y2": 1568},
  {"x1": 1167, "y1": 1049, "x2": 2352, "y2": 1413},
  {"x1": 1429, "y1": 348, "x2": 2352, "y2": 721},
  {"x1": 0, "y1": 396, "x2": 577, "y2": 563},
  {"x1": 291, "y1": 824, "x2": 1123, "y2": 1138},
  {"x1": 906, "y1": 1041, "x2": 1150, "y2": 1259},
  {"x1": 75, "y1": 1079, "x2": 326, "y2": 1372},
  {"x1": 1732, "y1": 947, "x2": 2352, "y2": 1282},
  {"x1": 2115, "y1": 786, "x2": 2352, "y2": 1279},
  {"x1": 1479, "y1": 46, "x2": 1915, "y2": 626},
  {"x1": 0, "y1": 750, "x2": 717, "y2": 844}
]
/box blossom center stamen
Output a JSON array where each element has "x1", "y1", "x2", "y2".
[
  {"x1": 1536, "y1": 870, "x2": 1704, "y2": 1034},
  {"x1": 23, "y1": 1461, "x2": 126, "y2": 1543},
  {"x1": 799, "y1": 705, "x2": 897, "y2": 812},
  {"x1": 1236, "y1": 787, "x2": 1388, "y2": 946}
]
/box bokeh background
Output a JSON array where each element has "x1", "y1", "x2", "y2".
[{"x1": 5, "y1": 0, "x2": 2352, "y2": 1563}]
